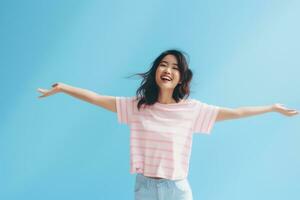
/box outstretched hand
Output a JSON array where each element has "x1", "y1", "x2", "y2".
[
  {"x1": 272, "y1": 103, "x2": 299, "y2": 117},
  {"x1": 37, "y1": 83, "x2": 63, "y2": 98}
]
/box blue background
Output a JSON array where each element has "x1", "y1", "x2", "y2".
[{"x1": 1, "y1": 0, "x2": 299, "y2": 199}]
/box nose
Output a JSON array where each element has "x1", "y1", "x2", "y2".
[{"x1": 163, "y1": 67, "x2": 172, "y2": 74}]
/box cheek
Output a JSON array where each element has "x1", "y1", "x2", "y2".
[
  {"x1": 155, "y1": 72, "x2": 160, "y2": 80},
  {"x1": 155, "y1": 69, "x2": 163, "y2": 79},
  {"x1": 155, "y1": 73, "x2": 161, "y2": 84},
  {"x1": 175, "y1": 72, "x2": 181, "y2": 81}
]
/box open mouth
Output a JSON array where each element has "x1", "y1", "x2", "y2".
[{"x1": 160, "y1": 75, "x2": 172, "y2": 82}]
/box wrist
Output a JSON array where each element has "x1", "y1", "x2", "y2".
[
  {"x1": 270, "y1": 104, "x2": 277, "y2": 112},
  {"x1": 55, "y1": 82, "x2": 67, "y2": 92}
]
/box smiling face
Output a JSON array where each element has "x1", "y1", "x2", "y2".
[{"x1": 155, "y1": 54, "x2": 181, "y2": 91}]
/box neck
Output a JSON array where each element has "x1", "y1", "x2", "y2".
[{"x1": 158, "y1": 89, "x2": 175, "y2": 104}]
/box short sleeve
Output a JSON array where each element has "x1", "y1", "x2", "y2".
[
  {"x1": 115, "y1": 96, "x2": 135, "y2": 125},
  {"x1": 193, "y1": 100, "x2": 219, "y2": 134}
]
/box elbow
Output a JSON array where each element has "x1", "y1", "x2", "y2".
[
  {"x1": 216, "y1": 107, "x2": 240, "y2": 121},
  {"x1": 234, "y1": 108, "x2": 244, "y2": 118}
]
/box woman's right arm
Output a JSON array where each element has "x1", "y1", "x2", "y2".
[{"x1": 37, "y1": 83, "x2": 117, "y2": 113}]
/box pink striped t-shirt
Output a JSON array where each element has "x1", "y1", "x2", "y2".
[{"x1": 116, "y1": 96, "x2": 219, "y2": 180}]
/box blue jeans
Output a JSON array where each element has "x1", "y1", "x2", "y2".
[{"x1": 134, "y1": 174, "x2": 193, "y2": 200}]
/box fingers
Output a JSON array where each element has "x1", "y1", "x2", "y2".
[
  {"x1": 284, "y1": 110, "x2": 299, "y2": 116},
  {"x1": 290, "y1": 110, "x2": 299, "y2": 114},
  {"x1": 287, "y1": 110, "x2": 298, "y2": 114},
  {"x1": 275, "y1": 103, "x2": 299, "y2": 116},
  {"x1": 38, "y1": 93, "x2": 46, "y2": 98},
  {"x1": 276, "y1": 103, "x2": 298, "y2": 113},
  {"x1": 284, "y1": 107, "x2": 299, "y2": 113},
  {"x1": 37, "y1": 84, "x2": 61, "y2": 99},
  {"x1": 286, "y1": 109, "x2": 298, "y2": 112},
  {"x1": 37, "y1": 88, "x2": 50, "y2": 98},
  {"x1": 37, "y1": 88, "x2": 47, "y2": 93}
]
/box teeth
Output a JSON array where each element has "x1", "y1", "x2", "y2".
[{"x1": 161, "y1": 75, "x2": 172, "y2": 81}]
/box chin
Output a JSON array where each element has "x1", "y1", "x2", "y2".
[{"x1": 159, "y1": 85, "x2": 176, "y2": 90}]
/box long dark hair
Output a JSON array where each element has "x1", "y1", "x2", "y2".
[{"x1": 130, "y1": 49, "x2": 193, "y2": 110}]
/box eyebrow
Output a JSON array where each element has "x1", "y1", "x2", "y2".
[{"x1": 160, "y1": 61, "x2": 178, "y2": 66}]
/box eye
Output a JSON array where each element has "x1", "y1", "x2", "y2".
[{"x1": 173, "y1": 67, "x2": 179, "y2": 70}]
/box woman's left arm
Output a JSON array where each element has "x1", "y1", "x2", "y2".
[{"x1": 216, "y1": 103, "x2": 299, "y2": 122}]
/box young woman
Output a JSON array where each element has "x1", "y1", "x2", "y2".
[{"x1": 37, "y1": 49, "x2": 298, "y2": 200}]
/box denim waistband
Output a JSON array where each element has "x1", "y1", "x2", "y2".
[{"x1": 136, "y1": 173, "x2": 186, "y2": 188}]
